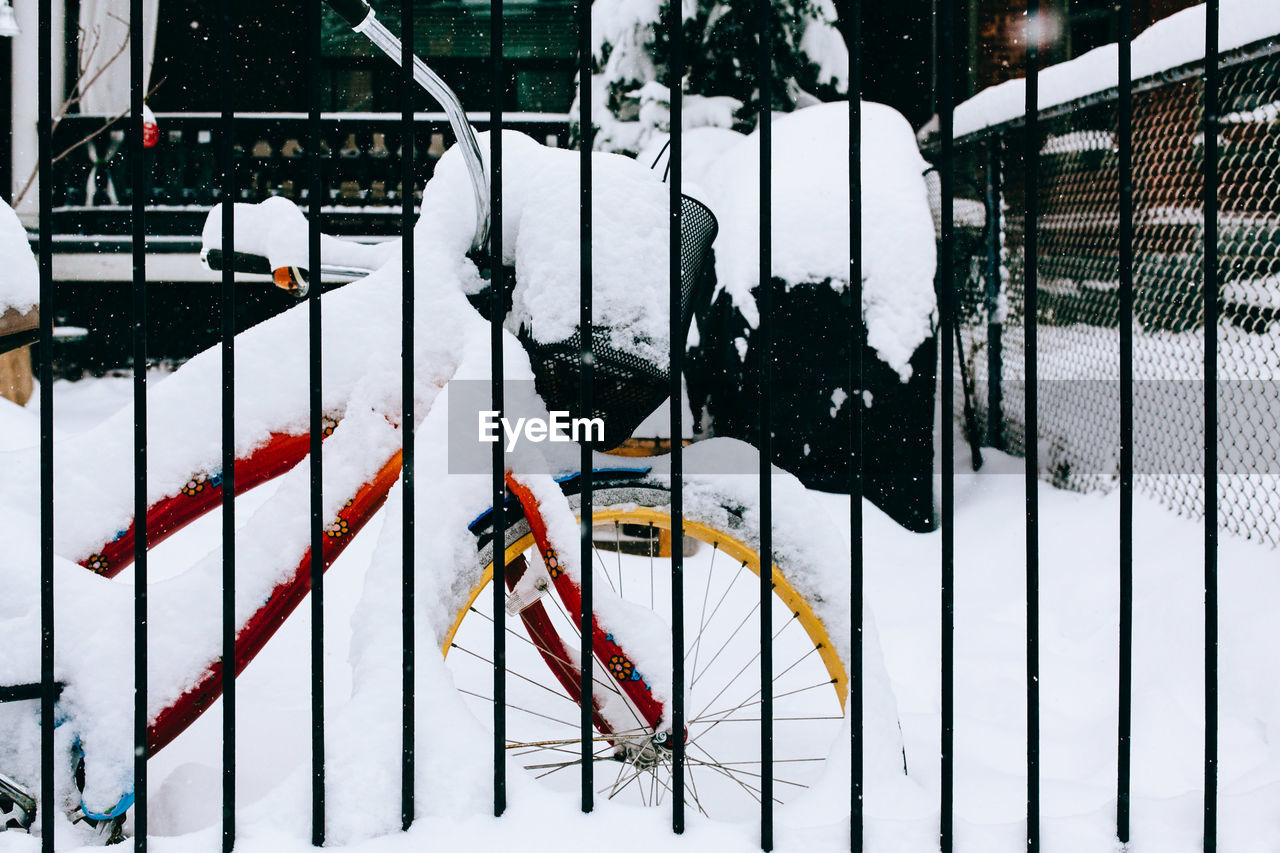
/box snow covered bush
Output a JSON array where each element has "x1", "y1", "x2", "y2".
[{"x1": 577, "y1": 0, "x2": 849, "y2": 154}]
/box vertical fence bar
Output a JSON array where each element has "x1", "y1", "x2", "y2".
[
  {"x1": 1023, "y1": 1, "x2": 1041, "y2": 850},
  {"x1": 490, "y1": 0, "x2": 507, "y2": 820},
  {"x1": 219, "y1": 0, "x2": 237, "y2": 847},
  {"x1": 668, "y1": 0, "x2": 686, "y2": 832},
  {"x1": 577, "y1": 0, "x2": 595, "y2": 814},
  {"x1": 847, "y1": 0, "x2": 863, "y2": 848},
  {"x1": 400, "y1": 0, "x2": 416, "y2": 832},
  {"x1": 984, "y1": 142, "x2": 1003, "y2": 450},
  {"x1": 130, "y1": 0, "x2": 149, "y2": 845},
  {"x1": 37, "y1": 0, "x2": 55, "y2": 847},
  {"x1": 1115, "y1": 0, "x2": 1133, "y2": 843},
  {"x1": 307, "y1": 0, "x2": 325, "y2": 841},
  {"x1": 937, "y1": 0, "x2": 954, "y2": 848},
  {"x1": 1202, "y1": 2, "x2": 1219, "y2": 850},
  {"x1": 757, "y1": 0, "x2": 773, "y2": 844}
]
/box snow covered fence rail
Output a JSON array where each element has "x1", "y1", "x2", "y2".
[{"x1": 923, "y1": 13, "x2": 1280, "y2": 549}]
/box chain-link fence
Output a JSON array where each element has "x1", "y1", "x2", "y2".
[{"x1": 932, "y1": 40, "x2": 1280, "y2": 548}]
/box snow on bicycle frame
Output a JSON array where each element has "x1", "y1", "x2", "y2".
[{"x1": 0, "y1": 0, "x2": 722, "y2": 826}]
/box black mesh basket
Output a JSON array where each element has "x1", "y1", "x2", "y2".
[{"x1": 520, "y1": 194, "x2": 718, "y2": 450}]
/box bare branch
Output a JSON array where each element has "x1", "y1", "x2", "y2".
[
  {"x1": 13, "y1": 77, "x2": 164, "y2": 209},
  {"x1": 65, "y1": 26, "x2": 132, "y2": 115}
]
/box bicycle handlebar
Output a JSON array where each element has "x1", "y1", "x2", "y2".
[{"x1": 324, "y1": 0, "x2": 491, "y2": 253}]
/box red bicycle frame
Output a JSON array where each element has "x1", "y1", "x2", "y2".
[{"x1": 73, "y1": 437, "x2": 666, "y2": 754}]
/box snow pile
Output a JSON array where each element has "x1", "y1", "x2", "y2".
[
  {"x1": 0, "y1": 197, "x2": 38, "y2": 315},
  {"x1": 689, "y1": 102, "x2": 937, "y2": 380},
  {"x1": 954, "y1": 0, "x2": 1280, "y2": 137},
  {"x1": 498, "y1": 135, "x2": 675, "y2": 366}
]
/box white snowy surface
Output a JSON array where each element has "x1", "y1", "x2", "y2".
[
  {"x1": 5, "y1": 376, "x2": 1280, "y2": 851},
  {"x1": 0, "y1": 197, "x2": 38, "y2": 315},
  {"x1": 689, "y1": 102, "x2": 937, "y2": 380},
  {"x1": 953, "y1": 0, "x2": 1280, "y2": 137},
  {"x1": 200, "y1": 198, "x2": 398, "y2": 274}
]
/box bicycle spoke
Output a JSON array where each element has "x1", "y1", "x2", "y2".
[
  {"x1": 468, "y1": 606, "x2": 634, "y2": 700},
  {"x1": 651, "y1": 759, "x2": 675, "y2": 805},
  {"x1": 694, "y1": 715, "x2": 845, "y2": 723},
  {"x1": 694, "y1": 678, "x2": 837, "y2": 721},
  {"x1": 461, "y1": 617, "x2": 654, "y2": 750},
  {"x1": 509, "y1": 737, "x2": 644, "y2": 763},
  {"x1": 506, "y1": 729, "x2": 652, "y2": 751},
  {"x1": 530, "y1": 754, "x2": 617, "y2": 779},
  {"x1": 547, "y1": 591, "x2": 580, "y2": 638},
  {"x1": 451, "y1": 643, "x2": 582, "y2": 707},
  {"x1": 687, "y1": 544, "x2": 719, "y2": 684},
  {"x1": 690, "y1": 599, "x2": 760, "y2": 689},
  {"x1": 687, "y1": 742, "x2": 766, "y2": 804},
  {"x1": 684, "y1": 758, "x2": 711, "y2": 818},
  {"x1": 456, "y1": 689, "x2": 579, "y2": 729},
  {"x1": 648, "y1": 522, "x2": 655, "y2": 610},
  {"x1": 706, "y1": 758, "x2": 828, "y2": 766},
  {"x1": 614, "y1": 521, "x2": 623, "y2": 598},
  {"x1": 686, "y1": 756, "x2": 809, "y2": 789},
  {"x1": 592, "y1": 543, "x2": 619, "y2": 596},
  {"x1": 692, "y1": 613, "x2": 803, "y2": 722},
  {"x1": 693, "y1": 643, "x2": 821, "y2": 726},
  {"x1": 602, "y1": 754, "x2": 631, "y2": 797},
  {"x1": 685, "y1": 557, "x2": 742, "y2": 667},
  {"x1": 449, "y1": 505, "x2": 846, "y2": 816}
]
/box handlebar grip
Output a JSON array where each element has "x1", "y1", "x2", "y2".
[{"x1": 326, "y1": 0, "x2": 372, "y2": 29}]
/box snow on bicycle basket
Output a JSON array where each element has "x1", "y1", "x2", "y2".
[{"x1": 450, "y1": 131, "x2": 718, "y2": 449}]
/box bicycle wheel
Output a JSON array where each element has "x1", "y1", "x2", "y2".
[{"x1": 443, "y1": 477, "x2": 847, "y2": 820}]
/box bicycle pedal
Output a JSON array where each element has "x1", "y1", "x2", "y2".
[
  {"x1": 72, "y1": 809, "x2": 127, "y2": 844},
  {"x1": 0, "y1": 770, "x2": 36, "y2": 832}
]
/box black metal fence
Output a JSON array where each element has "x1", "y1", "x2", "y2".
[{"x1": 9, "y1": 1, "x2": 1253, "y2": 853}]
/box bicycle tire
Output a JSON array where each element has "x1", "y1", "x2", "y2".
[{"x1": 443, "y1": 475, "x2": 848, "y2": 817}]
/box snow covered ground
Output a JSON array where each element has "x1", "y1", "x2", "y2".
[{"x1": 2, "y1": 372, "x2": 1277, "y2": 853}]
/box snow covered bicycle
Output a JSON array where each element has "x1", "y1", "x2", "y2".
[{"x1": 0, "y1": 0, "x2": 894, "y2": 840}]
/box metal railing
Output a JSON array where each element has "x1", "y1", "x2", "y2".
[
  {"x1": 16, "y1": 1, "x2": 1256, "y2": 853},
  {"x1": 45, "y1": 112, "x2": 570, "y2": 241},
  {"x1": 927, "y1": 4, "x2": 1256, "y2": 850}
]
